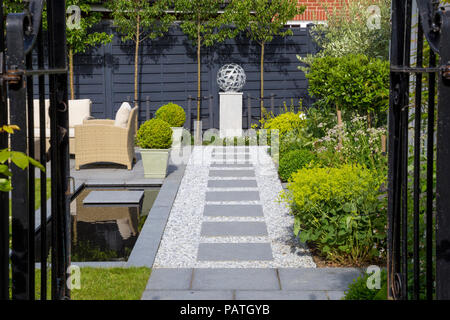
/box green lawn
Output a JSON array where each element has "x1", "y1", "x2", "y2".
[
  {"x1": 8, "y1": 178, "x2": 51, "y2": 211},
  {"x1": 35, "y1": 267, "x2": 151, "y2": 300},
  {"x1": 35, "y1": 178, "x2": 52, "y2": 210}
]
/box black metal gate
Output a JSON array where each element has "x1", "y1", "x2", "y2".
[
  {"x1": 388, "y1": 0, "x2": 450, "y2": 300},
  {"x1": 0, "y1": 0, "x2": 70, "y2": 300}
]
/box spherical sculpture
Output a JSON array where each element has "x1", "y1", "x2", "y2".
[{"x1": 217, "y1": 64, "x2": 246, "y2": 92}]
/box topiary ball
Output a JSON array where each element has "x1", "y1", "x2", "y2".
[
  {"x1": 155, "y1": 102, "x2": 186, "y2": 127},
  {"x1": 278, "y1": 149, "x2": 316, "y2": 182},
  {"x1": 136, "y1": 118, "x2": 173, "y2": 149}
]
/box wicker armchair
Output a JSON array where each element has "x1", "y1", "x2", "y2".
[{"x1": 74, "y1": 107, "x2": 138, "y2": 170}]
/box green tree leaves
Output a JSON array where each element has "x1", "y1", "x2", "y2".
[
  {"x1": 226, "y1": 0, "x2": 305, "y2": 46},
  {"x1": 0, "y1": 149, "x2": 45, "y2": 192}
]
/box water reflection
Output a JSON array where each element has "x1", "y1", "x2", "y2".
[{"x1": 70, "y1": 188, "x2": 159, "y2": 262}]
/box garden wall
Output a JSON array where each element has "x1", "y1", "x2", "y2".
[{"x1": 70, "y1": 21, "x2": 317, "y2": 130}]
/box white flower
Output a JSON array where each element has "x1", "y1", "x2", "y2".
[{"x1": 299, "y1": 113, "x2": 307, "y2": 120}]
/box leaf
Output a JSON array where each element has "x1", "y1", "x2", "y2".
[
  {"x1": 0, "y1": 178, "x2": 12, "y2": 192},
  {"x1": 10, "y1": 151, "x2": 29, "y2": 170},
  {"x1": 28, "y1": 157, "x2": 45, "y2": 172},
  {"x1": 0, "y1": 164, "x2": 12, "y2": 177}
]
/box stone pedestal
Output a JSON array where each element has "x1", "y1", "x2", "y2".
[{"x1": 219, "y1": 92, "x2": 243, "y2": 138}]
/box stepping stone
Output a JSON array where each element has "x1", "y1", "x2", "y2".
[
  {"x1": 201, "y1": 221, "x2": 268, "y2": 237},
  {"x1": 146, "y1": 268, "x2": 193, "y2": 290},
  {"x1": 209, "y1": 170, "x2": 255, "y2": 178},
  {"x1": 211, "y1": 160, "x2": 252, "y2": 165},
  {"x1": 235, "y1": 290, "x2": 329, "y2": 300},
  {"x1": 83, "y1": 190, "x2": 144, "y2": 206},
  {"x1": 203, "y1": 204, "x2": 264, "y2": 217},
  {"x1": 206, "y1": 191, "x2": 260, "y2": 201},
  {"x1": 212, "y1": 154, "x2": 250, "y2": 158},
  {"x1": 210, "y1": 163, "x2": 253, "y2": 168},
  {"x1": 192, "y1": 268, "x2": 279, "y2": 290},
  {"x1": 197, "y1": 243, "x2": 273, "y2": 261},
  {"x1": 207, "y1": 179, "x2": 257, "y2": 188},
  {"x1": 142, "y1": 290, "x2": 233, "y2": 300},
  {"x1": 278, "y1": 268, "x2": 362, "y2": 291}
]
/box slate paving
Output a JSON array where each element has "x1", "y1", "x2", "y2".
[{"x1": 146, "y1": 146, "x2": 362, "y2": 300}]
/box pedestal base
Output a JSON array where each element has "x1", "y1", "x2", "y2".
[{"x1": 220, "y1": 92, "x2": 243, "y2": 138}]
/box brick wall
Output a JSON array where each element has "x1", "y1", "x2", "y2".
[{"x1": 295, "y1": 0, "x2": 345, "y2": 21}]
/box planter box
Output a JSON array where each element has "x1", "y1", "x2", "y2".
[{"x1": 140, "y1": 148, "x2": 170, "y2": 179}]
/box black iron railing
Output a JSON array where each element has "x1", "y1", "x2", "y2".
[
  {"x1": 0, "y1": 0, "x2": 70, "y2": 300},
  {"x1": 388, "y1": 0, "x2": 450, "y2": 300}
]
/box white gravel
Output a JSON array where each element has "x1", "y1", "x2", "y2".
[{"x1": 153, "y1": 146, "x2": 316, "y2": 268}]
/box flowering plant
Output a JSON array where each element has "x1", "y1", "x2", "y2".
[{"x1": 315, "y1": 115, "x2": 387, "y2": 171}]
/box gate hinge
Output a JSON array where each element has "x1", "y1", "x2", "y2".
[
  {"x1": 0, "y1": 69, "x2": 22, "y2": 85},
  {"x1": 442, "y1": 64, "x2": 450, "y2": 80}
]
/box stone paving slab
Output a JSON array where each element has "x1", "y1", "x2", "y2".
[
  {"x1": 212, "y1": 154, "x2": 251, "y2": 159},
  {"x1": 203, "y1": 204, "x2": 264, "y2": 217},
  {"x1": 211, "y1": 161, "x2": 252, "y2": 166},
  {"x1": 145, "y1": 268, "x2": 193, "y2": 290},
  {"x1": 191, "y1": 268, "x2": 280, "y2": 290},
  {"x1": 210, "y1": 163, "x2": 253, "y2": 168},
  {"x1": 235, "y1": 290, "x2": 329, "y2": 300},
  {"x1": 142, "y1": 290, "x2": 234, "y2": 300},
  {"x1": 205, "y1": 191, "x2": 260, "y2": 201},
  {"x1": 197, "y1": 243, "x2": 273, "y2": 261},
  {"x1": 209, "y1": 170, "x2": 255, "y2": 178},
  {"x1": 82, "y1": 190, "x2": 144, "y2": 206},
  {"x1": 278, "y1": 268, "x2": 362, "y2": 291},
  {"x1": 201, "y1": 221, "x2": 268, "y2": 237},
  {"x1": 207, "y1": 180, "x2": 258, "y2": 188}
]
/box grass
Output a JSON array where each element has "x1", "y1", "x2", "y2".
[
  {"x1": 35, "y1": 267, "x2": 151, "y2": 300},
  {"x1": 34, "y1": 178, "x2": 52, "y2": 210},
  {"x1": 8, "y1": 178, "x2": 51, "y2": 211}
]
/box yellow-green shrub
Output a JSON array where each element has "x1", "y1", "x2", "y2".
[
  {"x1": 260, "y1": 111, "x2": 306, "y2": 139},
  {"x1": 136, "y1": 119, "x2": 173, "y2": 149},
  {"x1": 282, "y1": 164, "x2": 386, "y2": 265},
  {"x1": 155, "y1": 102, "x2": 186, "y2": 127}
]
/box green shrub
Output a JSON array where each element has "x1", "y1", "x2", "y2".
[
  {"x1": 283, "y1": 164, "x2": 386, "y2": 265},
  {"x1": 136, "y1": 118, "x2": 173, "y2": 149},
  {"x1": 278, "y1": 149, "x2": 316, "y2": 182},
  {"x1": 301, "y1": 54, "x2": 390, "y2": 126},
  {"x1": 260, "y1": 111, "x2": 306, "y2": 139},
  {"x1": 155, "y1": 102, "x2": 186, "y2": 127},
  {"x1": 344, "y1": 269, "x2": 387, "y2": 300}
]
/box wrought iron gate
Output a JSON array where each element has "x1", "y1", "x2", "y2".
[
  {"x1": 388, "y1": 0, "x2": 450, "y2": 300},
  {"x1": 0, "y1": 0, "x2": 70, "y2": 300}
]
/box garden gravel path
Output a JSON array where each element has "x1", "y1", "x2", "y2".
[{"x1": 153, "y1": 145, "x2": 316, "y2": 268}]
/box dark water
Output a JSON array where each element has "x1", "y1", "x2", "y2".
[{"x1": 69, "y1": 187, "x2": 160, "y2": 262}]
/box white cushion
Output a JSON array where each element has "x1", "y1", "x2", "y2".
[
  {"x1": 114, "y1": 102, "x2": 132, "y2": 128},
  {"x1": 68, "y1": 99, "x2": 91, "y2": 127}
]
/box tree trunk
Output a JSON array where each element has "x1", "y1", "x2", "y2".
[
  {"x1": 260, "y1": 42, "x2": 265, "y2": 118},
  {"x1": 196, "y1": 23, "x2": 201, "y2": 142},
  {"x1": 134, "y1": 15, "x2": 140, "y2": 108},
  {"x1": 69, "y1": 48, "x2": 74, "y2": 100}
]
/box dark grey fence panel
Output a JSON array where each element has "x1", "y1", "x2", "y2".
[{"x1": 69, "y1": 22, "x2": 315, "y2": 130}]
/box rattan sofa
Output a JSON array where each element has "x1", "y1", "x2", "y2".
[{"x1": 74, "y1": 107, "x2": 138, "y2": 170}]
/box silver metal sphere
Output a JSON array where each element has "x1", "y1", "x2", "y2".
[{"x1": 217, "y1": 64, "x2": 246, "y2": 92}]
